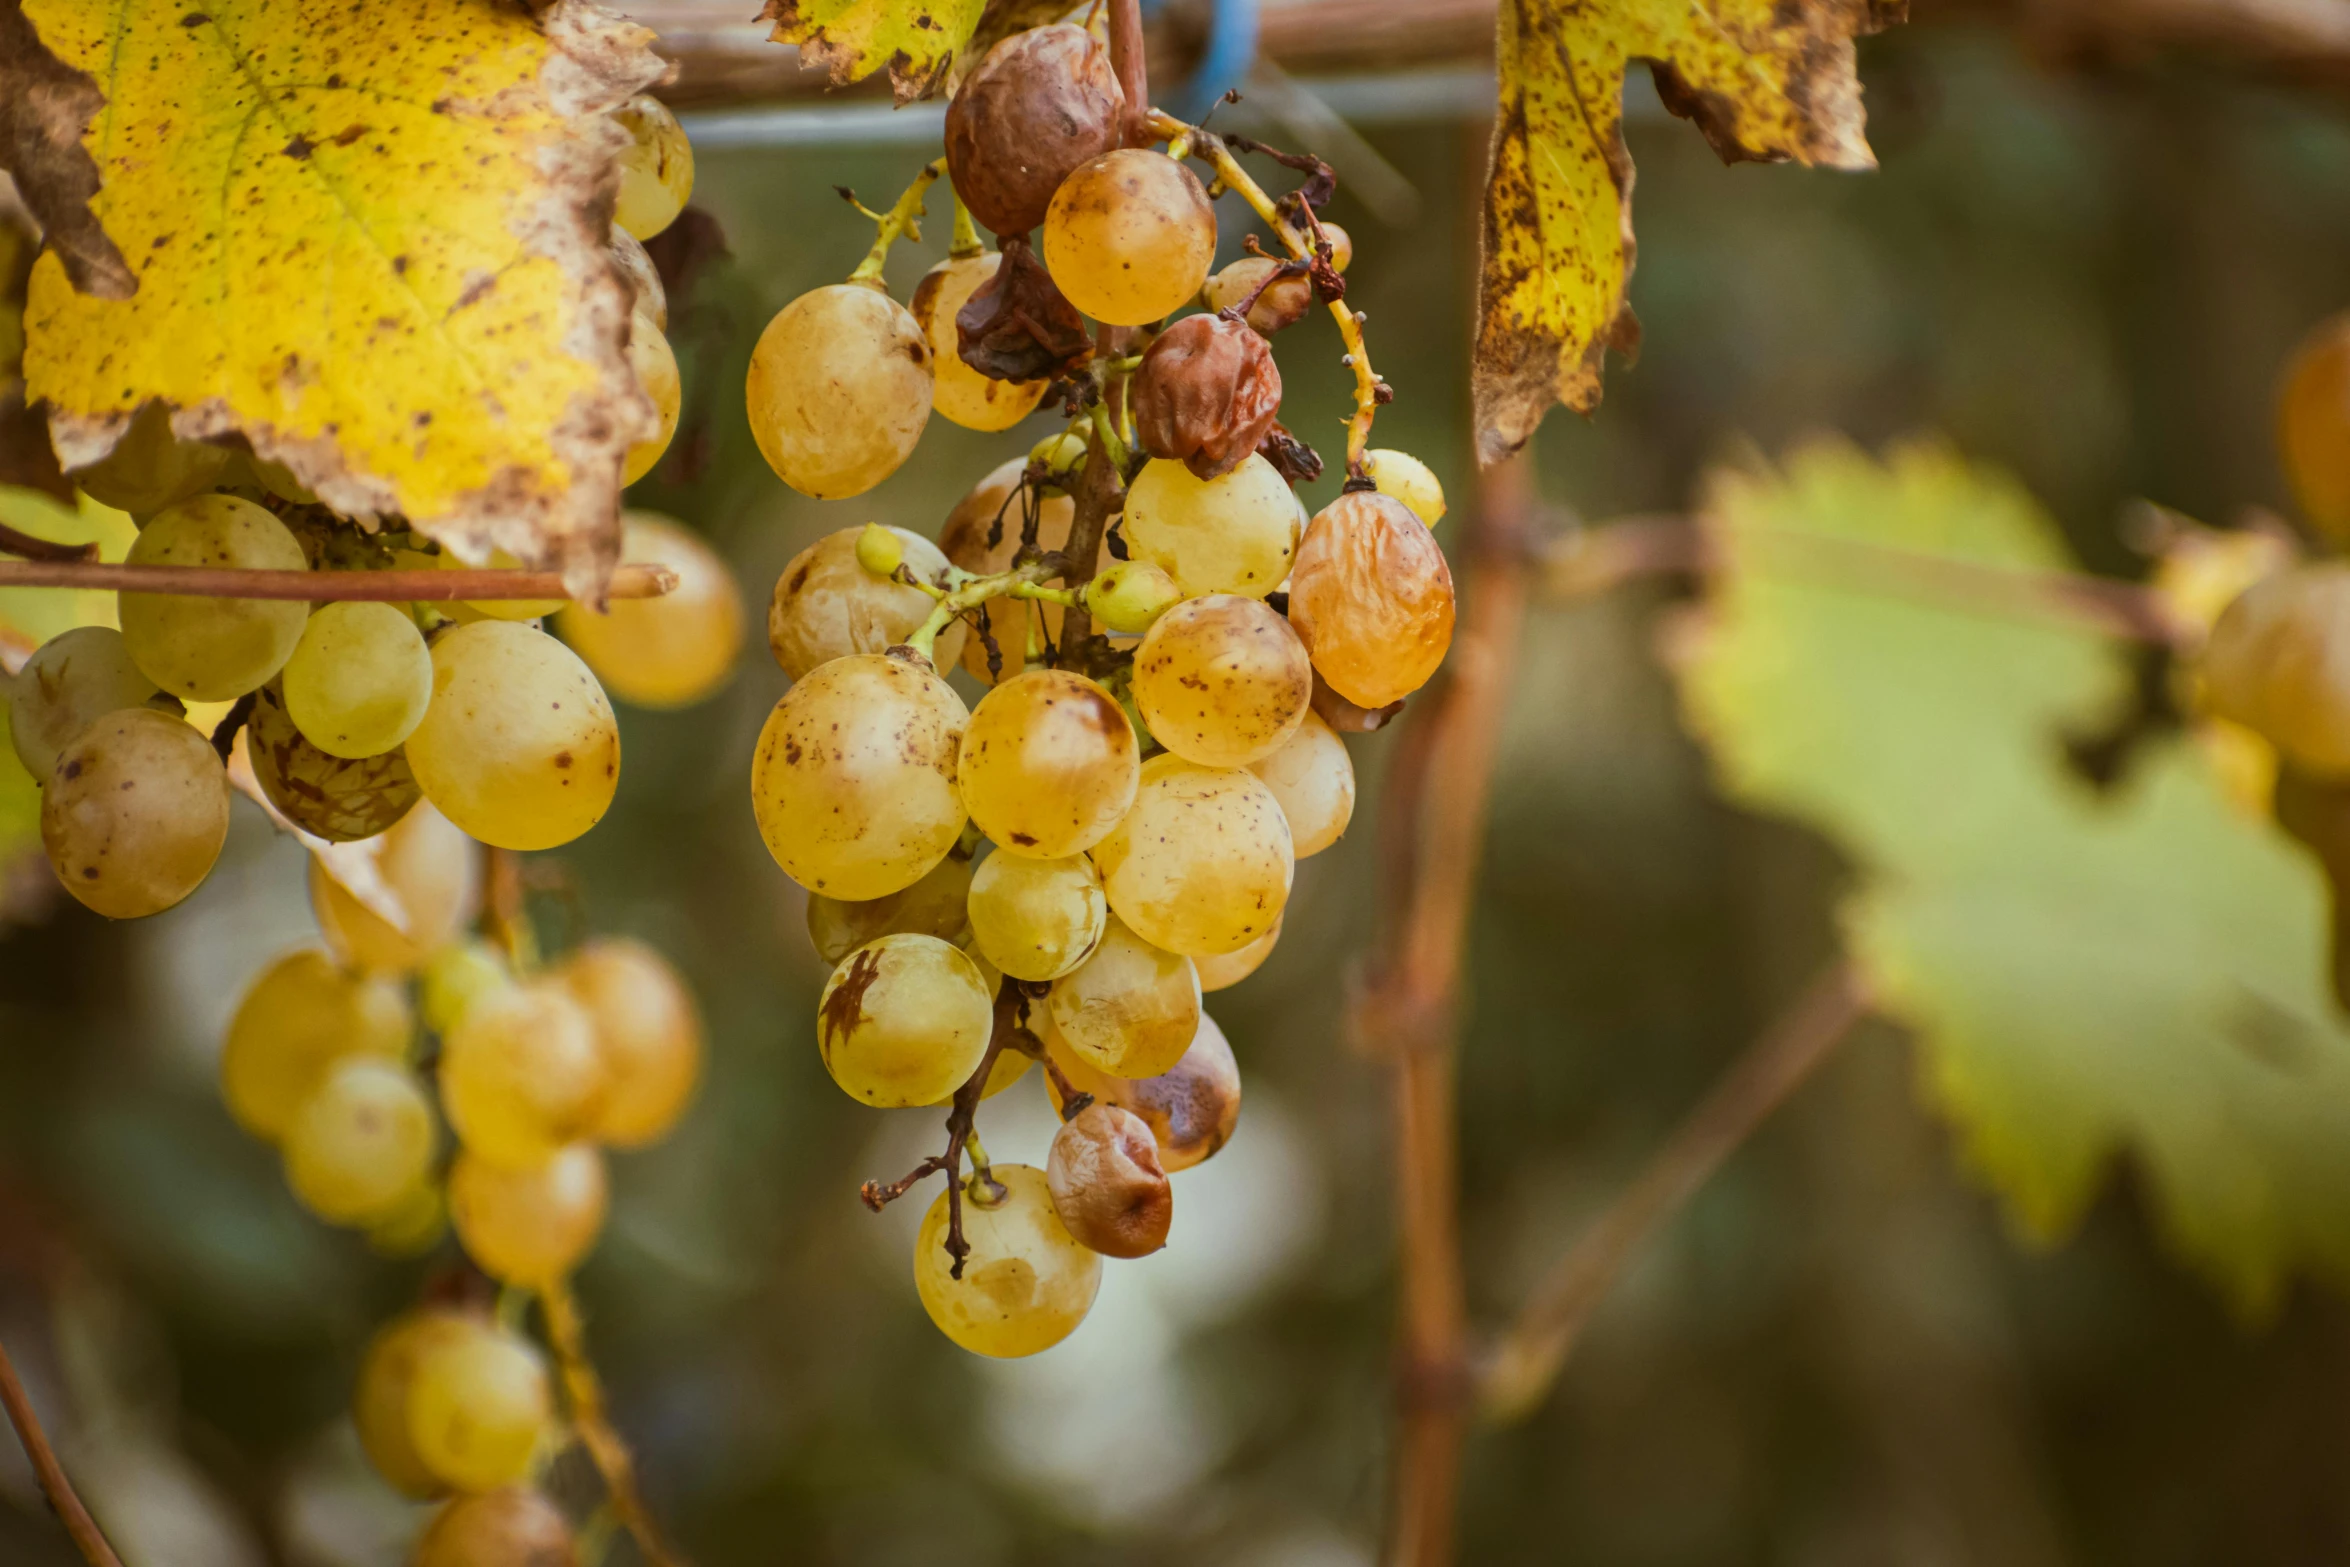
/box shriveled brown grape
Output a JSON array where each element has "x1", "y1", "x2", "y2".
[
  {"x1": 945, "y1": 23, "x2": 1125, "y2": 237},
  {"x1": 1046, "y1": 1102, "x2": 1171, "y2": 1258},
  {"x1": 1288, "y1": 489, "x2": 1456, "y2": 708},
  {"x1": 1044, "y1": 1011, "x2": 1240, "y2": 1172},
  {"x1": 1131, "y1": 312, "x2": 1283, "y2": 480},
  {"x1": 913, "y1": 254, "x2": 1048, "y2": 431},
  {"x1": 246, "y1": 680, "x2": 421, "y2": 843}
]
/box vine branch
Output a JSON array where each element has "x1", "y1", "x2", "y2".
[
  {"x1": 541, "y1": 1281, "x2": 684, "y2": 1567},
  {"x1": 0, "y1": 560, "x2": 678, "y2": 602},
  {"x1": 0, "y1": 520, "x2": 97, "y2": 564},
  {"x1": 0, "y1": 1333, "x2": 125, "y2": 1567},
  {"x1": 846, "y1": 158, "x2": 945, "y2": 285},
  {"x1": 859, "y1": 984, "x2": 1027, "y2": 1277}
]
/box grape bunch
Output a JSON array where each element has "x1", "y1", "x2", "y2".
[
  {"x1": 741, "y1": 22, "x2": 1455, "y2": 1356},
  {"x1": 3, "y1": 94, "x2": 731, "y2": 923}
]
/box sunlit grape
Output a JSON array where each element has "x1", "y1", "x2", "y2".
[
  {"x1": 1192, "y1": 917, "x2": 1280, "y2": 992},
  {"x1": 751, "y1": 652, "x2": 969, "y2": 900},
  {"x1": 557, "y1": 937, "x2": 703, "y2": 1147},
  {"x1": 310, "y1": 800, "x2": 480, "y2": 975},
  {"x1": 625, "y1": 309, "x2": 681, "y2": 486},
  {"x1": 1085, "y1": 561, "x2": 1181, "y2": 636},
  {"x1": 406, "y1": 621, "x2": 621, "y2": 851},
  {"x1": 913, "y1": 1164, "x2": 1100, "y2": 1358},
  {"x1": 1363, "y1": 447, "x2": 1446, "y2": 527},
  {"x1": 967, "y1": 850, "x2": 1106, "y2": 981},
  {"x1": 414, "y1": 1488, "x2": 577, "y2": 1567},
  {"x1": 440, "y1": 980, "x2": 609, "y2": 1168},
  {"x1": 1121, "y1": 455, "x2": 1297, "y2": 598},
  {"x1": 421, "y1": 939, "x2": 512, "y2": 1037},
  {"x1": 1090, "y1": 754, "x2": 1292, "y2": 957},
  {"x1": 1247, "y1": 711, "x2": 1354, "y2": 857},
  {"x1": 1289, "y1": 489, "x2": 1456, "y2": 708},
  {"x1": 938, "y1": 456, "x2": 1075, "y2": 683},
  {"x1": 355, "y1": 1308, "x2": 479, "y2": 1496},
  {"x1": 1132, "y1": 593, "x2": 1312, "y2": 767},
  {"x1": 767, "y1": 525, "x2": 959, "y2": 681},
  {"x1": 556, "y1": 513, "x2": 743, "y2": 708},
  {"x1": 806, "y1": 848, "x2": 975, "y2": 965},
  {"x1": 1043, "y1": 149, "x2": 1216, "y2": 327},
  {"x1": 958, "y1": 669, "x2": 1137, "y2": 859},
  {"x1": 1045, "y1": 1011, "x2": 1239, "y2": 1171},
  {"x1": 68, "y1": 402, "x2": 229, "y2": 515},
  {"x1": 1047, "y1": 913, "x2": 1200, "y2": 1078},
  {"x1": 221, "y1": 948, "x2": 413, "y2": 1143},
  {"x1": 41, "y1": 708, "x2": 230, "y2": 919},
  {"x1": 746, "y1": 282, "x2": 932, "y2": 499},
  {"x1": 282, "y1": 1058, "x2": 437, "y2": 1226},
  {"x1": 613, "y1": 94, "x2": 694, "y2": 240},
  {"x1": 1047, "y1": 1102, "x2": 1171, "y2": 1258},
  {"x1": 449, "y1": 1143, "x2": 608, "y2": 1286},
  {"x1": 406, "y1": 1321, "x2": 552, "y2": 1494},
  {"x1": 913, "y1": 253, "x2": 1048, "y2": 431},
  {"x1": 613, "y1": 224, "x2": 667, "y2": 329},
  {"x1": 280, "y1": 601, "x2": 434, "y2": 758},
  {"x1": 817, "y1": 933, "x2": 995, "y2": 1107},
  {"x1": 7, "y1": 625, "x2": 176, "y2": 785},
  {"x1": 246, "y1": 680, "x2": 422, "y2": 842},
  {"x1": 118, "y1": 494, "x2": 309, "y2": 700}
]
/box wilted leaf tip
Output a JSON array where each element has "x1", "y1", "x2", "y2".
[{"x1": 0, "y1": 0, "x2": 133, "y2": 299}]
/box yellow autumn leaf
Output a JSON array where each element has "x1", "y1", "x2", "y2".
[
  {"x1": 759, "y1": 0, "x2": 989, "y2": 103},
  {"x1": 13, "y1": 0, "x2": 665, "y2": 591},
  {"x1": 1473, "y1": 0, "x2": 1904, "y2": 465}
]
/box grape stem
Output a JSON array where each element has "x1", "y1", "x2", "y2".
[
  {"x1": 0, "y1": 560, "x2": 678, "y2": 602},
  {"x1": 857, "y1": 983, "x2": 1025, "y2": 1279},
  {"x1": 1108, "y1": 0, "x2": 1149, "y2": 147},
  {"x1": 0, "y1": 519, "x2": 97, "y2": 564},
  {"x1": 948, "y1": 188, "x2": 984, "y2": 260},
  {"x1": 0, "y1": 1334, "x2": 127, "y2": 1567},
  {"x1": 846, "y1": 158, "x2": 945, "y2": 286},
  {"x1": 541, "y1": 1281, "x2": 687, "y2": 1567},
  {"x1": 899, "y1": 559, "x2": 1083, "y2": 663}
]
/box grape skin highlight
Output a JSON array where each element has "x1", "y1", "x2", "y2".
[
  {"x1": 355, "y1": 1308, "x2": 480, "y2": 1497},
  {"x1": 1288, "y1": 489, "x2": 1458, "y2": 709}
]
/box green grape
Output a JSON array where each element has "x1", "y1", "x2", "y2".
[
  {"x1": 280, "y1": 601, "x2": 434, "y2": 758},
  {"x1": 1042, "y1": 149, "x2": 1216, "y2": 327},
  {"x1": 421, "y1": 939, "x2": 513, "y2": 1037},
  {"x1": 441, "y1": 980, "x2": 609, "y2": 1168},
  {"x1": 118, "y1": 494, "x2": 310, "y2": 700},
  {"x1": 68, "y1": 401, "x2": 229, "y2": 515},
  {"x1": 1044, "y1": 1010, "x2": 1239, "y2": 1171},
  {"x1": 557, "y1": 937, "x2": 703, "y2": 1147},
  {"x1": 1132, "y1": 593, "x2": 1312, "y2": 766},
  {"x1": 914, "y1": 1164, "x2": 1100, "y2": 1357},
  {"x1": 937, "y1": 457, "x2": 1074, "y2": 684},
  {"x1": 1192, "y1": 917, "x2": 1280, "y2": 992},
  {"x1": 751, "y1": 652, "x2": 969, "y2": 900},
  {"x1": 556, "y1": 513, "x2": 742, "y2": 709},
  {"x1": 807, "y1": 849, "x2": 976, "y2": 965},
  {"x1": 1091, "y1": 753, "x2": 1292, "y2": 957},
  {"x1": 355, "y1": 1307, "x2": 480, "y2": 1496},
  {"x1": 1031, "y1": 427, "x2": 1089, "y2": 482},
  {"x1": 1289, "y1": 489, "x2": 1456, "y2": 708},
  {"x1": 2202, "y1": 564, "x2": 2350, "y2": 773},
  {"x1": 745, "y1": 282, "x2": 933, "y2": 500},
  {"x1": 1121, "y1": 455, "x2": 1297, "y2": 598},
  {"x1": 310, "y1": 800, "x2": 480, "y2": 974},
  {"x1": 2280, "y1": 313, "x2": 2350, "y2": 543},
  {"x1": 445, "y1": 547, "x2": 564, "y2": 624},
  {"x1": 767, "y1": 525, "x2": 960, "y2": 681},
  {"x1": 1047, "y1": 1101, "x2": 1171, "y2": 1258},
  {"x1": 6, "y1": 626, "x2": 177, "y2": 785},
  {"x1": 282, "y1": 1058, "x2": 437, "y2": 1226},
  {"x1": 614, "y1": 94, "x2": 694, "y2": 241},
  {"x1": 41, "y1": 708, "x2": 231, "y2": 919},
  {"x1": 967, "y1": 851, "x2": 1106, "y2": 982},
  {"x1": 449, "y1": 1143, "x2": 608, "y2": 1286},
  {"x1": 1085, "y1": 561, "x2": 1181, "y2": 636},
  {"x1": 1046, "y1": 913, "x2": 1200, "y2": 1078},
  {"x1": 406, "y1": 1320, "x2": 552, "y2": 1494},
  {"x1": 406, "y1": 621, "x2": 621, "y2": 851},
  {"x1": 613, "y1": 223, "x2": 667, "y2": 330},
  {"x1": 247, "y1": 680, "x2": 421, "y2": 841},
  {"x1": 1364, "y1": 447, "x2": 1446, "y2": 527},
  {"x1": 251, "y1": 456, "x2": 319, "y2": 506},
  {"x1": 817, "y1": 933, "x2": 995, "y2": 1107},
  {"x1": 414, "y1": 1488, "x2": 577, "y2": 1567},
  {"x1": 625, "y1": 309, "x2": 680, "y2": 486},
  {"x1": 1246, "y1": 711, "x2": 1353, "y2": 858},
  {"x1": 957, "y1": 669, "x2": 1138, "y2": 859},
  {"x1": 222, "y1": 948, "x2": 414, "y2": 1143},
  {"x1": 912, "y1": 252, "x2": 1047, "y2": 432}
]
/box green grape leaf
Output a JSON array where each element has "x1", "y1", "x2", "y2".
[
  {"x1": 758, "y1": 0, "x2": 988, "y2": 103},
  {"x1": 1675, "y1": 438, "x2": 2350, "y2": 1316}
]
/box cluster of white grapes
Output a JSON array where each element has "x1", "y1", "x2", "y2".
[{"x1": 740, "y1": 21, "x2": 1455, "y2": 1356}]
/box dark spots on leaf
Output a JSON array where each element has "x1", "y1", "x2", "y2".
[
  {"x1": 333, "y1": 123, "x2": 368, "y2": 146},
  {"x1": 179, "y1": 11, "x2": 210, "y2": 25},
  {"x1": 282, "y1": 134, "x2": 315, "y2": 159},
  {"x1": 393, "y1": 255, "x2": 410, "y2": 275}
]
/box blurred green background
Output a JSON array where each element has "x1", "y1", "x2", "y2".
[{"x1": 8, "y1": 18, "x2": 2350, "y2": 1565}]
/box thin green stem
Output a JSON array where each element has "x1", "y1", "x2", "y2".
[
  {"x1": 1089, "y1": 399, "x2": 1131, "y2": 475},
  {"x1": 949, "y1": 190, "x2": 983, "y2": 259},
  {"x1": 848, "y1": 158, "x2": 945, "y2": 285},
  {"x1": 901, "y1": 562, "x2": 1084, "y2": 662}
]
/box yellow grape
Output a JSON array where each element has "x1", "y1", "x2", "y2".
[
  {"x1": 247, "y1": 679, "x2": 422, "y2": 842},
  {"x1": 913, "y1": 252, "x2": 1049, "y2": 431},
  {"x1": 557, "y1": 937, "x2": 703, "y2": 1147},
  {"x1": 556, "y1": 513, "x2": 742, "y2": 708},
  {"x1": 406, "y1": 621, "x2": 621, "y2": 851},
  {"x1": 7, "y1": 626, "x2": 175, "y2": 785},
  {"x1": 1193, "y1": 917, "x2": 1280, "y2": 992},
  {"x1": 1246, "y1": 711, "x2": 1354, "y2": 857},
  {"x1": 449, "y1": 1144, "x2": 608, "y2": 1286},
  {"x1": 948, "y1": 943, "x2": 1029, "y2": 1103},
  {"x1": 221, "y1": 948, "x2": 413, "y2": 1142},
  {"x1": 1121, "y1": 455, "x2": 1297, "y2": 598},
  {"x1": 614, "y1": 94, "x2": 694, "y2": 241},
  {"x1": 68, "y1": 402, "x2": 229, "y2": 515},
  {"x1": 937, "y1": 456, "x2": 1075, "y2": 684},
  {"x1": 807, "y1": 849, "x2": 975, "y2": 965},
  {"x1": 118, "y1": 495, "x2": 309, "y2": 700},
  {"x1": 967, "y1": 851, "x2": 1105, "y2": 981},
  {"x1": 1042, "y1": 149, "x2": 1216, "y2": 327},
  {"x1": 1289, "y1": 489, "x2": 1456, "y2": 708},
  {"x1": 406, "y1": 1320, "x2": 553, "y2": 1494},
  {"x1": 1046, "y1": 913, "x2": 1200, "y2": 1078},
  {"x1": 354, "y1": 1307, "x2": 480, "y2": 1496},
  {"x1": 1363, "y1": 448, "x2": 1446, "y2": 527},
  {"x1": 440, "y1": 981, "x2": 609, "y2": 1168},
  {"x1": 751, "y1": 652, "x2": 969, "y2": 900},
  {"x1": 1090, "y1": 754, "x2": 1292, "y2": 957},
  {"x1": 625, "y1": 309, "x2": 681, "y2": 486},
  {"x1": 767, "y1": 525, "x2": 960, "y2": 681},
  {"x1": 1044, "y1": 1010, "x2": 1239, "y2": 1172},
  {"x1": 957, "y1": 669, "x2": 1138, "y2": 858},
  {"x1": 282, "y1": 1058, "x2": 437, "y2": 1226},
  {"x1": 913, "y1": 1164, "x2": 1100, "y2": 1357},
  {"x1": 613, "y1": 224, "x2": 667, "y2": 329},
  {"x1": 280, "y1": 601, "x2": 433, "y2": 758},
  {"x1": 310, "y1": 800, "x2": 480, "y2": 975},
  {"x1": 746, "y1": 282, "x2": 932, "y2": 500},
  {"x1": 816, "y1": 933, "x2": 995, "y2": 1107},
  {"x1": 1084, "y1": 561, "x2": 1181, "y2": 636},
  {"x1": 2201, "y1": 565, "x2": 2350, "y2": 773},
  {"x1": 414, "y1": 1488, "x2": 577, "y2": 1567},
  {"x1": 41, "y1": 708, "x2": 230, "y2": 920},
  {"x1": 1132, "y1": 593, "x2": 1312, "y2": 766},
  {"x1": 445, "y1": 547, "x2": 564, "y2": 623},
  {"x1": 2279, "y1": 312, "x2": 2350, "y2": 543},
  {"x1": 421, "y1": 938, "x2": 513, "y2": 1036}
]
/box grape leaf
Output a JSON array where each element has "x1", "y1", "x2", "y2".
[
  {"x1": 0, "y1": 201, "x2": 67, "y2": 500},
  {"x1": 1674, "y1": 439, "x2": 2350, "y2": 1316},
  {"x1": 1473, "y1": 0, "x2": 1903, "y2": 466},
  {"x1": 758, "y1": 0, "x2": 989, "y2": 103},
  {"x1": 8, "y1": 0, "x2": 665, "y2": 594}
]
